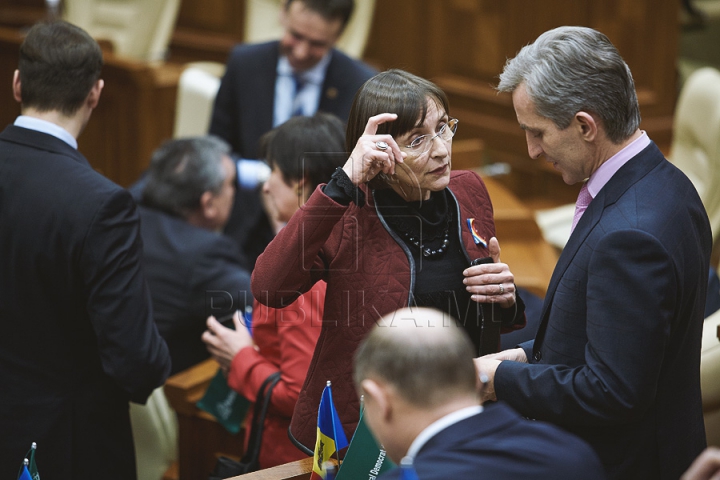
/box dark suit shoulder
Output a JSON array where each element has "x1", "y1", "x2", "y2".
[
  {"x1": 409, "y1": 403, "x2": 606, "y2": 480},
  {"x1": 139, "y1": 206, "x2": 250, "y2": 279},
  {"x1": 327, "y1": 48, "x2": 376, "y2": 80},
  {"x1": 226, "y1": 41, "x2": 280, "y2": 73}
]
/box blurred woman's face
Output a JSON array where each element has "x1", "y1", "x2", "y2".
[
  {"x1": 263, "y1": 166, "x2": 302, "y2": 224},
  {"x1": 391, "y1": 99, "x2": 453, "y2": 201}
]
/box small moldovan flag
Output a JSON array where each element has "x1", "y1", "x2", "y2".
[
  {"x1": 336, "y1": 400, "x2": 395, "y2": 479},
  {"x1": 310, "y1": 381, "x2": 349, "y2": 480},
  {"x1": 17, "y1": 442, "x2": 40, "y2": 480}
]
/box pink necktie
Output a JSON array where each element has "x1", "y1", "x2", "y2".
[{"x1": 571, "y1": 183, "x2": 593, "y2": 233}]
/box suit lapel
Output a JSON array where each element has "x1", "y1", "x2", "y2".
[
  {"x1": 256, "y1": 43, "x2": 280, "y2": 136},
  {"x1": 533, "y1": 142, "x2": 666, "y2": 350},
  {"x1": 319, "y1": 50, "x2": 344, "y2": 113}
]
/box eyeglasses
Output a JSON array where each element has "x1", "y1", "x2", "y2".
[{"x1": 400, "y1": 118, "x2": 459, "y2": 156}]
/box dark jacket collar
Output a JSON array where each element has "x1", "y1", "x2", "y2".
[{"x1": 0, "y1": 124, "x2": 88, "y2": 167}]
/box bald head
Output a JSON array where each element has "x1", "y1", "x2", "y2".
[{"x1": 353, "y1": 307, "x2": 478, "y2": 408}]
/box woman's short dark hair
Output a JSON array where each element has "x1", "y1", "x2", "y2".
[
  {"x1": 19, "y1": 21, "x2": 103, "y2": 116},
  {"x1": 258, "y1": 112, "x2": 346, "y2": 190},
  {"x1": 345, "y1": 69, "x2": 450, "y2": 152}
]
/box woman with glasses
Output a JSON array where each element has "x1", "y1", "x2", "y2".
[{"x1": 251, "y1": 69, "x2": 527, "y2": 453}]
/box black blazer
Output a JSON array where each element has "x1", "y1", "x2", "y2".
[
  {"x1": 496, "y1": 143, "x2": 712, "y2": 479},
  {"x1": 0, "y1": 125, "x2": 171, "y2": 480},
  {"x1": 379, "y1": 402, "x2": 606, "y2": 480},
  {"x1": 139, "y1": 206, "x2": 252, "y2": 375},
  {"x1": 209, "y1": 41, "x2": 376, "y2": 266}
]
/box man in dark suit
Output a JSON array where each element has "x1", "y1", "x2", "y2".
[
  {"x1": 474, "y1": 26, "x2": 712, "y2": 479},
  {"x1": 0, "y1": 21, "x2": 170, "y2": 479},
  {"x1": 139, "y1": 136, "x2": 252, "y2": 375},
  {"x1": 354, "y1": 307, "x2": 605, "y2": 480},
  {"x1": 209, "y1": 0, "x2": 376, "y2": 266}
]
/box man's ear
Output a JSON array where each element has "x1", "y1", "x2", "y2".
[
  {"x1": 86, "y1": 79, "x2": 104, "y2": 110},
  {"x1": 200, "y1": 190, "x2": 216, "y2": 221},
  {"x1": 575, "y1": 111, "x2": 598, "y2": 142},
  {"x1": 12, "y1": 70, "x2": 22, "y2": 103},
  {"x1": 361, "y1": 378, "x2": 392, "y2": 421}
]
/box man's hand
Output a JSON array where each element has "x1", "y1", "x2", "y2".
[
  {"x1": 474, "y1": 348, "x2": 527, "y2": 402},
  {"x1": 682, "y1": 447, "x2": 720, "y2": 480},
  {"x1": 484, "y1": 347, "x2": 527, "y2": 363}
]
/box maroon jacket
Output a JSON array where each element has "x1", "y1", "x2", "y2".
[{"x1": 252, "y1": 170, "x2": 509, "y2": 452}]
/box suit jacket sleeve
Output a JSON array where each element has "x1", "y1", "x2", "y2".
[
  {"x1": 495, "y1": 228, "x2": 676, "y2": 426},
  {"x1": 228, "y1": 282, "x2": 325, "y2": 417},
  {"x1": 81, "y1": 189, "x2": 171, "y2": 403},
  {"x1": 190, "y1": 237, "x2": 253, "y2": 319}
]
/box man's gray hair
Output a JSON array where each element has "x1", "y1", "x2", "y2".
[
  {"x1": 142, "y1": 136, "x2": 231, "y2": 218},
  {"x1": 497, "y1": 26, "x2": 641, "y2": 144}
]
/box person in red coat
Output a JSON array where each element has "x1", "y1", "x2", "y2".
[{"x1": 203, "y1": 112, "x2": 346, "y2": 468}]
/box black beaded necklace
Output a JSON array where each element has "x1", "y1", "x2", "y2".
[
  {"x1": 399, "y1": 216, "x2": 451, "y2": 258},
  {"x1": 376, "y1": 189, "x2": 453, "y2": 259}
]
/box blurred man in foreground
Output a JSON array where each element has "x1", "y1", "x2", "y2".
[{"x1": 353, "y1": 307, "x2": 605, "y2": 480}]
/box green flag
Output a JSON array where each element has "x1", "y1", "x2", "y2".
[
  {"x1": 196, "y1": 368, "x2": 250, "y2": 434},
  {"x1": 336, "y1": 409, "x2": 395, "y2": 480}
]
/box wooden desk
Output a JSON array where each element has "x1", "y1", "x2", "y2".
[
  {"x1": 164, "y1": 359, "x2": 245, "y2": 480},
  {"x1": 227, "y1": 457, "x2": 315, "y2": 480}
]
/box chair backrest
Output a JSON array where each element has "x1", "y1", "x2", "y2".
[
  {"x1": 668, "y1": 67, "x2": 720, "y2": 242},
  {"x1": 243, "y1": 0, "x2": 376, "y2": 59},
  {"x1": 64, "y1": 0, "x2": 181, "y2": 61},
  {"x1": 173, "y1": 62, "x2": 226, "y2": 138},
  {"x1": 701, "y1": 309, "x2": 720, "y2": 446}
]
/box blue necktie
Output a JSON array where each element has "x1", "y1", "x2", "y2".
[{"x1": 291, "y1": 73, "x2": 306, "y2": 117}]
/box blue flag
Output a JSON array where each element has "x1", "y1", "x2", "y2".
[
  {"x1": 17, "y1": 442, "x2": 39, "y2": 480},
  {"x1": 17, "y1": 465, "x2": 32, "y2": 480},
  {"x1": 310, "y1": 381, "x2": 349, "y2": 480},
  {"x1": 399, "y1": 456, "x2": 419, "y2": 480}
]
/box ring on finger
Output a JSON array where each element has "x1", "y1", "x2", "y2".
[
  {"x1": 376, "y1": 141, "x2": 389, "y2": 151},
  {"x1": 499, "y1": 284, "x2": 504, "y2": 295}
]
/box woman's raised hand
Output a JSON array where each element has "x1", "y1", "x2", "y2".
[{"x1": 342, "y1": 113, "x2": 406, "y2": 186}]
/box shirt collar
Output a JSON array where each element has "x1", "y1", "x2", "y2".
[
  {"x1": 405, "y1": 405, "x2": 483, "y2": 460},
  {"x1": 276, "y1": 52, "x2": 331, "y2": 85},
  {"x1": 586, "y1": 131, "x2": 650, "y2": 198},
  {"x1": 14, "y1": 115, "x2": 78, "y2": 149}
]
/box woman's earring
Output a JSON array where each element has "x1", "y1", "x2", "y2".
[{"x1": 296, "y1": 185, "x2": 302, "y2": 197}]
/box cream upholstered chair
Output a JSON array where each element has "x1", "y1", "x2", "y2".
[
  {"x1": 63, "y1": 0, "x2": 181, "y2": 61},
  {"x1": 668, "y1": 67, "x2": 720, "y2": 243},
  {"x1": 701, "y1": 309, "x2": 720, "y2": 446},
  {"x1": 173, "y1": 62, "x2": 226, "y2": 138},
  {"x1": 244, "y1": 0, "x2": 376, "y2": 59},
  {"x1": 130, "y1": 387, "x2": 178, "y2": 480}
]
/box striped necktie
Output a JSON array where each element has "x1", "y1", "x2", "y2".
[{"x1": 291, "y1": 73, "x2": 306, "y2": 117}]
